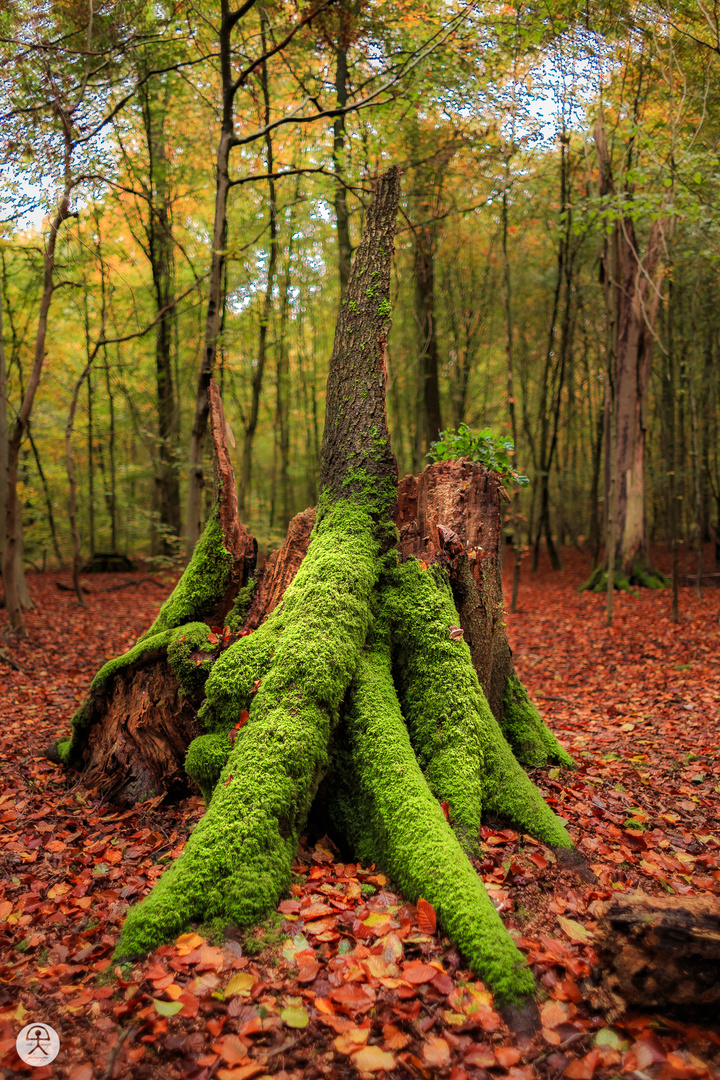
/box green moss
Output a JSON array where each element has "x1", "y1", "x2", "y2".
[
  {"x1": 198, "y1": 619, "x2": 282, "y2": 735},
  {"x1": 580, "y1": 558, "x2": 668, "y2": 593},
  {"x1": 226, "y1": 578, "x2": 256, "y2": 632},
  {"x1": 383, "y1": 558, "x2": 573, "y2": 852},
  {"x1": 141, "y1": 506, "x2": 233, "y2": 639},
  {"x1": 501, "y1": 675, "x2": 575, "y2": 770},
  {"x1": 185, "y1": 732, "x2": 232, "y2": 804},
  {"x1": 381, "y1": 560, "x2": 485, "y2": 856},
  {"x1": 114, "y1": 498, "x2": 382, "y2": 961},
  {"x1": 56, "y1": 739, "x2": 71, "y2": 764},
  {"x1": 167, "y1": 622, "x2": 218, "y2": 698},
  {"x1": 327, "y1": 623, "x2": 535, "y2": 1005}
]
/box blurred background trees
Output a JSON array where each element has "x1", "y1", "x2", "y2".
[{"x1": 2, "y1": 0, "x2": 719, "y2": 606}]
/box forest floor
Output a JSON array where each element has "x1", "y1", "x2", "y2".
[{"x1": 0, "y1": 549, "x2": 718, "y2": 1080}]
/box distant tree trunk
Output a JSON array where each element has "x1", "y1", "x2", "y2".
[
  {"x1": 0, "y1": 274, "x2": 35, "y2": 612},
  {"x1": 185, "y1": 0, "x2": 255, "y2": 556},
  {"x1": 238, "y1": 13, "x2": 278, "y2": 516},
  {"x1": 272, "y1": 179, "x2": 300, "y2": 531},
  {"x1": 4, "y1": 143, "x2": 72, "y2": 634},
  {"x1": 500, "y1": 163, "x2": 523, "y2": 614},
  {"x1": 137, "y1": 74, "x2": 182, "y2": 558},
  {"x1": 333, "y1": 32, "x2": 353, "y2": 299},
  {"x1": 27, "y1": 427, "x2": 62, "y2": 565},
  {"x1": 413, "y1": 222, "x2": 443, "y2": 470},
  {"x1": 584, "y1": 117, "x2": 668, "y2": 592}
]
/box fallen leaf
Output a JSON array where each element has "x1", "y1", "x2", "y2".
[
  {"x1": 423, "y1": 1036, "x2": 451, "y2": 1067},
  {"x1": 352, "y1": 1045, "x2": 396, "y2": 1072},
  {"x1": 416, "y1": 897, "x2": 437, "y2": 934}
]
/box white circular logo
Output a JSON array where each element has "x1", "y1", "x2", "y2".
[{"x1": 16, "y1": 1023, "x2": 60, "y2": 1066}]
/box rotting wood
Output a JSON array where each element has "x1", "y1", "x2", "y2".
[{"x1": 594, "y1": 891, "x2": 720, "y2": 1011}]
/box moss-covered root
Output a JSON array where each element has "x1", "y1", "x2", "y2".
[
  {"x1": 198, "y1": 618, "x2": 282, "y2": 736},
  {"x1": 501, "y1": 675, "x2": 575, "y2": 770},
  {"x1": 114, "y1": 499, "x2": 381, "y2": 961},
  {"x1": 329, "y1": 628, "x2": 536, "y2": 1005},
  {"x1": 385, "y1": 558, "x2": 573, "y2": 852},
  {"x1": 141, "y1": 506, "x2": 234, "y2": 639},
  {"x1": 185, "y1": 733, "x2": 232, "y2": 804},
  {"x1": 580, "y1": 559, "x2": 668, "y2": 594},
  {"x1": 57, "y1": 621, "x2": 215, "y2": 769},
  {"x1": 380, "y1": 563, "x2": 485, "y2": 856}
]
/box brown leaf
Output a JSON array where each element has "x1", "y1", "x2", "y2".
[{"x1": 416, "y1": 897, "x2": 437, "y2": 934}]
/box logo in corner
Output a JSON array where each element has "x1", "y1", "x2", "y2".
[{"x1": 16, "y1": 1023, "x2": 60, "y2": 1067}]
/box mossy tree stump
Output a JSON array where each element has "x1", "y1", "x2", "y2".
[{"x1": 54, "y1": 167, "x2": 578, "y2": 1011}]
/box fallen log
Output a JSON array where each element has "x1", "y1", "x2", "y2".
[{"x1": 595, "y1": 891, "x2": 720, "y2": 1011}]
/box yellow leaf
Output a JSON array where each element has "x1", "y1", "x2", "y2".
[
  {"x1": 225, "y1": 972, "x2": 257, "y2": 997},
  {"x1": 352, "y1": 1046, "x2": 395, "y2": 1072},
  {"x1": 333, "y1": 1028, "x2": 370, "y2": 1055}
]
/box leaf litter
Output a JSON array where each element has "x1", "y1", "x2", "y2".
[{"x1": 0, "y1": 556, "x2": 718, "y2": 1078}]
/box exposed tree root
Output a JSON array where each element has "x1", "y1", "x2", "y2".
[
  {"x1": 115, "y1": 499, "x2": 380, "y2": 960},
  {"x1": 114, "y1": 519, "x2": 574, "y2": 1007}
]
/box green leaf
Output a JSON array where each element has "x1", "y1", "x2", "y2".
[
  {"x1": 152, "y1": 998, "x2": 184, "y2": 1016},
  {"x1": 595, "y1": 1028, "x2": 621, "y2": 1048},
  {"x1": 281, "y1": 1004, "x2": 309, "y2": 1028},
  {"x1": 557, "y1": 916, "x2": 593, "y2": 944}
]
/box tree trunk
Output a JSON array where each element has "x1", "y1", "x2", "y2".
[
  {"x1": 583, "y1": 117, "x2": 668, "y2": 593},
  {"x1": 53, "y1": 170, "x2": 579, "y2": 1017},
  {"x1": 413, "y1": 223, "x2": 443, "y2": 471},
  {"x1": 140, "y1": 73, "x2": 182, "y2": 558},
  {"x1": 0, "y1": 269, "x2": 34, "y2": 612}
]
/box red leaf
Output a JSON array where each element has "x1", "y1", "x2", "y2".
[
  {"x1": 238, "y1": 709, "x2": 249, "y2": 727},
  {"x1": 441, "y1": 801, "x2": 450, "y2": 821},
  {"x1": 416, "y1": 897, "x2": 437, "y2": 934}
]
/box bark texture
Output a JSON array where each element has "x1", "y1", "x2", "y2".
[{"x1": 595, "y1": 892, "x2": 720, "y2": 1011}]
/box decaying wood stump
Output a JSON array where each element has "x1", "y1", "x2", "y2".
[{"x1": 595, "y1": 892, "x2": 720, "y2": 1011}]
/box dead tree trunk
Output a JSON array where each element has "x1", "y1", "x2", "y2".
[{"x1": 52, "y1": 169, "x2": 578, "y2": 1015}]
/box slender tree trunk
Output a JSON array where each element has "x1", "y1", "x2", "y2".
[
  {"x1": 27, "y1": 427, "x2": 62, "y2": 564},
  {"x1": 185, "y1": 0, "x2": 249, "y2": 556},
  {"x1": 594, "y1": 116, "x2": 666, "y2": 585},
  {"x1": 333, "y1": 36, "x2": 352, "y2": 299},
  {"x1": 238, "y1": 13, "x2": 278, "y2": 516},
  {"x1": 273, "y1": 182, "x2": 299, "y2": 531},
  {"x1": 105, "y1": 353, "x2": 117, "y2": 551},
  {"x1": 141, "y1": 76, "x2": 181, "y2": 557},
  {"x1": 67, "y1": 363, "x2": 92, "y2": 608},
  {"x1": 413, "y1": 223, "x2": 443, "y2": 471},
  {"x1": 4, "y1": 166, "x2": 72, "y2": 633},
  {"x1": 501, "y1": 173, "x2": 522, "y2": 613}
]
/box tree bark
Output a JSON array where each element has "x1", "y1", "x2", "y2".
[{"x1": 585, "y1": 116, "x2": 668, "y2": 592}]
